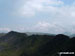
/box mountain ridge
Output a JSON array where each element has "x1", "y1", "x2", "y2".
[{"x1": 0, "y1": 31, "x2": 75, "y2": 56}]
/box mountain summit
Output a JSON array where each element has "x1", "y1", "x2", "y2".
[{"x1": 0, "y1": 31, "x2": 75, "y2": 56}]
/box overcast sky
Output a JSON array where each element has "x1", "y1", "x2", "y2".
[{"x1": 0, "y1": 0, "x2": 75, "y2": 34}]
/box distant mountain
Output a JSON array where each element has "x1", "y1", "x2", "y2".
[
  {"x1": 26, "y1": 32, "x2": 55, "y2": 36},
  {"x1": 70, "y1": 34, "x2": 75, "y2": 37},
  {"x1": 0, "y1": 33, "x2": 6, "y2": 37},
  {"x1": 0, "y1": 31, "x2": 75, "y2": 56}
]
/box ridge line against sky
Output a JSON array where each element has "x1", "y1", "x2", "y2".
[{"x1": 0, "y1": 0, "x2": 75, "y2": 34}]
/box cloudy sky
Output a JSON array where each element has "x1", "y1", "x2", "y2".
[{"x1": 0, "y1": 0, "x2": 75, "y2": 34}]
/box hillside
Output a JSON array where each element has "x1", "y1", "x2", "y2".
[
  {"x1": 0, "y1": 31, "x2": 75, "y2": 56},
  {"x1": 0, "y1": 33, "x2": 6, "y2": 37}
]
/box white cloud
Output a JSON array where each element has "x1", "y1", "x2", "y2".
[
  {"x1": 30, "y1": 21, "x2": 65, "y2": 34},
  {"x1": 71, "y1": 12, "x2": 75, "y2": 17},
  {"x1": 0, "y1": 28, "x2": 11, "y2": 32},
  {"x1": 12, "y1": 0, "x2": 75, "y2": 34},
  {"x1": 33, "y1": 21, "x2": 50, "y2": 31},
  {"x1": 14, "y1": 0, "x2": 64, "y2": 17},
  {"x1": 13, "y1": 0, "x2": 75, "y2": 19},
  {"x1": 14, "y1": 0, "x2": 75, "y2": 19}
]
